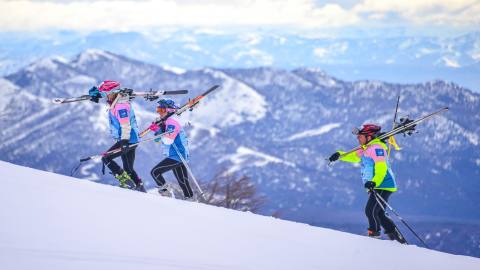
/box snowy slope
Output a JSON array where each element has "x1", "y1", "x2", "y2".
[{"x1": 0, "y1": 160, "x2": 479, "y2": 270}]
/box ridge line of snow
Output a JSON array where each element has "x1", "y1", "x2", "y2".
[{"x1": 286, "y1": 123, "x2": 342, "y2": 141}]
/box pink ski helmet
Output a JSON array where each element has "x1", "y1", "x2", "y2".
[{"x1": 98, "y1": 80, "x2": 121, "y2": 93}]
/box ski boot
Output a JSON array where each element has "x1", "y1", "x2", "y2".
[
  {"x1": 158, "y1": 184, "x2": 173, "y2": 197},
  {"x1": 133, "y1": 178, "x2": 147, "y2": 193},
  {"x1": 135, "y1": 182, "x2": 147, "y2": 193},
  {"x1": 386, "y1": 228, "x2": 408, "y2": 244},
  {"x1": 184, "y1": 194, "x2": 197, "y2": 202},
  {"x1": 367, "y1": 229, "x2": 381, "y2": 239},
  {"x1": 115, "y1": 171, "x2": 134, "y2": 189}
]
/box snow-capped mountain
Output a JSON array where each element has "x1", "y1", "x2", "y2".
[
  {"x1": 0, "y1": 30, "x2": 479, "y2": 91},
  {"x1": 1, "y1": 50, "x2": 479, "y2": 257},
  {"x1": 2, "y1": 160, "x2": 479, "y2": 269}
]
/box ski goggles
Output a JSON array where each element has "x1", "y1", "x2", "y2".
[
  {"x1": 352, "y1": 127, "x2": 362, "y2": 135},
  {"x1": 156, "y1": 106, "x2": 176, "y2": 114},
  {"x1": 99, "y1": 88, "x2": 122, "y2": 98}
]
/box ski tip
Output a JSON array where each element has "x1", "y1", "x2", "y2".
[
  {"x1": 52, "y1": 98, "x2": 64, "y2": 104},
  {"x1": 166, "y1": 90, "x2": 189, "y2": 95}
]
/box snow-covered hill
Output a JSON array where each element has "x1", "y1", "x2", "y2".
[
  {"x1": 0, "y1": 160, "x2": 479, "y2": 270},
  {"x1": 1, "y1": 50, "x2": 479, "y2": 257}
]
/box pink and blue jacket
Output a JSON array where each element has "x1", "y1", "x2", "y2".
[
  {"x1": 339, "y1": 138, "x2": 397, "y2": 192},
  {"x1": 108, "y1": 100, "x2": 139, "y2": 144},
  {"x1": 155, "y1": 116, "x2": 189, "y2": 162}
]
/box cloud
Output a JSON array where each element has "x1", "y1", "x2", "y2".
[
  {"x1": 313, "y1": 42, "x2": 348, "y2": 59},
  {"x1": 353, "y1": 0, "x2": 480, "y2": 27},
  {"x1": 0, "y1": 0, "x2": 477, "y2": 32},
  {"x1": 0, "y1": 0, "x2": 359, "y2": 31}
]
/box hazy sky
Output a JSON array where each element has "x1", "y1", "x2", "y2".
[{"x1": 0, "y1": 0, "x2": 478, "y2": 34}]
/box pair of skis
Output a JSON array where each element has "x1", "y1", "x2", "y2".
[
  {"x1": 52, "y1": 88, "x2": 188, "y2": 104},
  {"x1": 329, "y1": 106, "x2": 449, "y2": 164},
  {"x1": 139, "y1": 84, "x2": 220, "y2": 137}
]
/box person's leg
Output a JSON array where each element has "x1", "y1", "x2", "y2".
[
  {"x1": 101, "y1": 141, "x2": 124, "y2": 176},
  {"x1": 173, "y1": 164, "x2": 193, "y2": 198},
  {"x1": 376, "y1": 190, "x2": 396, "y2": 233},
  {"x1": 376, "y1": 190, "x2": 407, "y2": 244},
  {"x1": 120, "y1": 145, "x2": 145, "y2": 191},
  {"x1": 365, "y1": 192, "x2": 382, "y2": 237},
  {"x1": 150, "y1": 158, "x2": 180, "y2": 187}
]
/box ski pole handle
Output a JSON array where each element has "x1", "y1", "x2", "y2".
[{"x1": 80, "y1": 157, "x2": 92, "y2": 162}]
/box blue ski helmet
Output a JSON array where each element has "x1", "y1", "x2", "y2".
[{"x1": 157, "y1": 98, "x2": 178, "y2": 109}]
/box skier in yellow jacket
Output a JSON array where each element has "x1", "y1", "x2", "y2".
[{"x1": 329, "y1": 124, "x2": 406, "y2": 243}]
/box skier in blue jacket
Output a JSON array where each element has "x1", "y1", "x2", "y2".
[
  {"x1": 147, "y1": 99, "x2": 193, "y2": 199},
  {"x1": 88, "y1": 80, "x2": 146, "y2": 192}
]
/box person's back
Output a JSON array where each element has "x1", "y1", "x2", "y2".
[
  {"x1": 161, "y1": 116, "x2": 189, "y2": 162},
  {"x1": 357, "y1": 138, "x2": 396, "y2": 192},
  {"x1": 108, "y1": 95, "x2": 140, "y2": 144}
]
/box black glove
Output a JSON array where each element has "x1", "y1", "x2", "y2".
[
  {"x1": 119, "y1": 139, "x2": 130, "y2": 154},
  {"x1": 364, "y1": 181, "x2": 376, "y2": 189},
  {"x1": 328, "y1": 152, "x2": 341, "y2": 162}
]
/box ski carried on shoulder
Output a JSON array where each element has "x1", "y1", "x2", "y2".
[
  {"x1": 328, "y1": 107, "x2": 449, "y2": 165},
  {"x1": 139, "y1": 85, "x2": 220, "y2": 138},
  {"x1": 52, "y1": 89, "x2": 188, "y2": 104}
]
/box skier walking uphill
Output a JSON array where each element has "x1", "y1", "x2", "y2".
[
  {"x1": 328, "y1": 124, "x2": 406, "y2": 244},
  {"x1": 148, "y1": 99, "x2": 194, "y2": 200},
  {"x1": 88, "y1": 80, "x2": 146, "y2": 192}
]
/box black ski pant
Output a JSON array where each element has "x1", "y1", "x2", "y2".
[
  {"x1": 102, "y1": 141, "x2": 142, "y2": 186},
  {"x1": 365, "y1": 190, "x2": 396, "y2": 234},
  {"x1": 151, "y1": 158, "x2": 193, "y2": 198}
]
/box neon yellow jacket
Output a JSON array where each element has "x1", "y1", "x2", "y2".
[{"x1": 339, "y1": 138, "x2": 397, "y2": 192}]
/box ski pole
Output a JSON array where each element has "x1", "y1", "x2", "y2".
[
  {"x1": 171, "y1": 143, "x2": 206, "y2": 202},
  {"x1": 70, "y1": 131, "x2": 171, "y2": 176},
  {"x1": 370, "y1": 190, "x2": 408, "y2": 245},
  {"x1": 372, "y1": 190, "x2": 429, "y2": 248},
  {"x1": 81, "y1": 131, "x2": 172, "y2": 162}
]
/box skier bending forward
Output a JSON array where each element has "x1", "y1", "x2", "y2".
[
  {"x1": 88, "y1": 80, "x2": 146, "y2": 192},
  {"x1": 329, "y1": 124, "x2": 406, "y2": 244},
  {"x1": 148, "y1": 99, "x2": 194, "y2": 200}
]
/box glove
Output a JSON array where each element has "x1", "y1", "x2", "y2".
[
  {"x1": 119, "y1": 139, "x2": 130, "y2": 154},
  {"x1": 88, "y1": 86, "x2": 102, "y2": 103},
  {"x1": 328, "y1": 152, "x2": 341, "y2": 162},
  {"x1": 148, "y1": 122, "x2": 160, "y2": 132},
  {"x1": 364, "y1": 181, "x2": 376, "y2": 189}
]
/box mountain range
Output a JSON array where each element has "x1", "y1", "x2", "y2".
[
  {"x1": 0, "y1": 30, "x2": 479, "y2": 91},
  {"x1": 0, "y1": 49, "x2": 479, "y2": 256}
]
